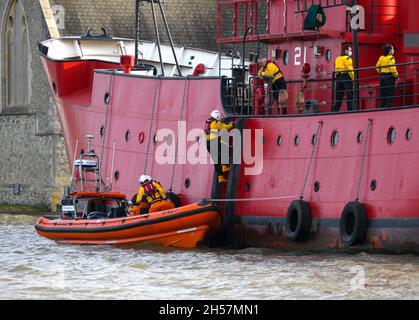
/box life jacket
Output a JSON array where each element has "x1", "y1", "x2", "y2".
[
  {"x1": 376, "y1": 55, "x2": 398, "y2": 76},
  {"x1": 204, "y1": 118, "x2": 214, "y2": 135},
  {"x1": 335, "y1": 55, "x2": 354, "y2": 80},
  {"x1": 142, "y1": 180, "x2": 161, "y2": 203},
  {"x1": 268, "y1": 59, "x2": 283, "y2": 78}
]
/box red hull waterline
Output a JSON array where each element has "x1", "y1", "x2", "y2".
[{"x1": 37, "y1": 0, "x2": 419, "y2": 253}]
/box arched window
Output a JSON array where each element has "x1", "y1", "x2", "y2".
[{"x1": 2, "y1": 0, "x2": 30, "y2": 110}]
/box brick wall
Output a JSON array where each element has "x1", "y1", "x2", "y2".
[{"x1": 0, "y1": 0, "x2": 69, "y2": 210}]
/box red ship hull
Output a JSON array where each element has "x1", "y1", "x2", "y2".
[
  {"x1": 40, "y1": 55, "x2": 419, "y2": 252},
  {"x1": 38, "y1": 0, "x2": 419, "y2": 252},
  {"x1": 41, "y1": 57, "x2": 222, "y2": 205},
  {"x1": 232, "y1": 109, "x2": 419, "y2": 252}
]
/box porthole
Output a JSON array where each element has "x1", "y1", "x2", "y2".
[
  {"x1": 314, "y1": 181, "x2": 320, "y2": 193},
  {"x1": 52, "y1": 82, "x2": 57, "y2": 95},
  {"x1": 283, "y1": 50, "x2": 290, "y2": 65},
  {"x1": 185, "y1": 178, "x2": 191, "y2": 189},
  {"x1": 125, "y1": 130, "x2": 131, "y2": 141},
  {"x1": 246, "y1": 182, "x2": 251, "y2": 192},
  {"x1": 311, "y1": 134, "x2": 318, "y2": 146},
  {"x1": 331, "y1": 130, "x2": 339, "y2": 147},
  {"x1": 138, "y1": 132, "x2": 145, "y2": 144},
  {"x1": 326, "y1": 49, "x2": 332, "y2": 62},
  {"x1": 277, "y1": 135, "x2": 283, "y2": 146},
  {"x1": 294, "y1": 135, "x2": 300, "y2": 146},
  {"x1": 357, "y1": 132, "x2": 363, "y2": 144},
  {"x1": 104, "y1": 92, "x2": 111, "y2": 105},
  {"x1": 387, "y1": 127, "x2": 396, "y2": 144},
  {"x1": 100, "y1": 126, "x2": 105, "y2": 137},
  {"x1": 406, "y1": 129, "x2": 412, "y2": 141},
  {"x1": 114, "y1": 170, "x2": 120, "y2": 181},
  {"x1": 370, "y1": 179, "x2": 377, "y2": 191}
]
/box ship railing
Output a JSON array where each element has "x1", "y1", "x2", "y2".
[
  {"x1": 341, "y1": 3, "x2": 402, "y2": 35},
  {"x1": 331, "y1": 61, "x2": 419, "y2": 112},
  {"x1": 222, "y1": 75, "x2": 276, "y2": 115},
  {"x1": 222, "y1": 60, "x2": 419, "y2": 115},
  {"x1": 295, "y1": 0, "x2": 352, "y2": 13},
  {"x1": 357, "y1": 0, "x2": 401, "y2": 34},
  {"x1": 295, "y1": 1, "x2": 400, "y2": 35}
]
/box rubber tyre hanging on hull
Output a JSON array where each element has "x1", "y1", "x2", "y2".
[
  {"x1": 285, "y1": 200, "x2": 312, "y2": 242},
  {"x1": 339, "y1": 202, "x2": 368, "y2": 246}
]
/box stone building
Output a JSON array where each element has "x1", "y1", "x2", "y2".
[{"x1": 0, "y1": 0, "x2": 222, "y2": 210}]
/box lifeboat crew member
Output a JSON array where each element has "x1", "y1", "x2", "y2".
[
  {"x1": 376, "y1": 44, "x2": 399, "y2": 108},
  {"x1": 333, "y1": 45, "x2": 354, "y2": 112},
  {"x1": 135, "y1": 175, "x2": 173, "y2": 214},
  {"x1": 205, "y1": 110, "x2": 234, "y2": 184},
  {"x1": 258, "y1": 57, "x2": 287, "y2": 114}
]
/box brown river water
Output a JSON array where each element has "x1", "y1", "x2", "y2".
[{"x1": 1, "y1": 214, "x2": 418, "y2": 300}]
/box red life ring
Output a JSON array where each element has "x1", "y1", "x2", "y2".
[{"x1": 138, "y1": 132, "x2": 145, "y2": 144}]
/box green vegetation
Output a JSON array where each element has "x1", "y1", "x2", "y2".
[{"x1": 0, "y1": 204, "x2": 50, "y2": 214}]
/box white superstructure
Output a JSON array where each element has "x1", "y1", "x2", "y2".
[{"x1": 40, "y1": 37, "x2": 247, "y2": 77}]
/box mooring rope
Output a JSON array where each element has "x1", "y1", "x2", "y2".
[
  {"x1": 300, "y1": 121, "x2": 323, "y2": 200},
  {"x1": 99, "y1": 71, "x2": 115, "y2": 172},
  {"x1": 169, "y1": 78, "x2": 189, "y2": 191},
  {"x1": 356, "y1": 119, "x2": 373, "y2": 202},
  {"x1": 143, "y1": 78, "x2": 161, "y2": 174}
]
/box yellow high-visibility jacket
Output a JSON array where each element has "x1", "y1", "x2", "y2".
[
  {"x1": 136, "y1": 181, "x2": 166, "y2": 204},
  {"x1": 206, "y1": 120, "x2": 234, "y2": 141},
  {"x1": 258, "y1": 62, "x2": 283, "y2": 84},
  {"x1": 335, "y1": 55, "x2": 354, "y2": 80},
  {"x1": 376, "y1": 55, "x2": 399, "y2": 76}
]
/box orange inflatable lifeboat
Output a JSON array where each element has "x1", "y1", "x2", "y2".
[{"x1": 35, "y1": 192, "x2": 221, "y2": 249}]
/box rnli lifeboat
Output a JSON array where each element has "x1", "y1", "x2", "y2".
[{"x1": 35, "y1": 192, "x2": 222, "y2": 249}]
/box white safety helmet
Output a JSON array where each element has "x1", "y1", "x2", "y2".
[
  {"x1": 211, "y1": 109, "x2": 222, "y2": 121},
  {"x1": 139, "y1": 175, "x2": 152, "y2": 184}
]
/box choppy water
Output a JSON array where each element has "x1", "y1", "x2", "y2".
[{"x1": 0, "y1": 214, "x2": 418, "y2": 300}]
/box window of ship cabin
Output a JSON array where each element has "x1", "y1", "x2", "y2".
[{"x1": 1, "y1": 0, "x2": 30, "y2": 111}]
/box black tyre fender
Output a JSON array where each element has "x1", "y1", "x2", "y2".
[
  {"x1": 339, "y1": 202, "x2": 369, "y2": 246},
  {"x1": 285, "y1": 200, "x2": 312, "y2": 242},
  {"x1": 166, "y1": 192, "x2": 181, "y2": 208}
]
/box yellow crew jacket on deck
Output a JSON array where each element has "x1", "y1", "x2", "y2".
[
  {"x1": 376, "y1": 55, "x2": 399, "y2": 76},
  {"x1": 335, "y1": 55, "x2": 355, "y2": 80},
  {"x1": 258, "y1": 62, "x2": 283, "y2": 84},
  {"x1": 136, "y1": 181, "x2": 166, "y2": 205},
  {"x1": 206, "y1": 120, "x2": 234, "y2": 141}
]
